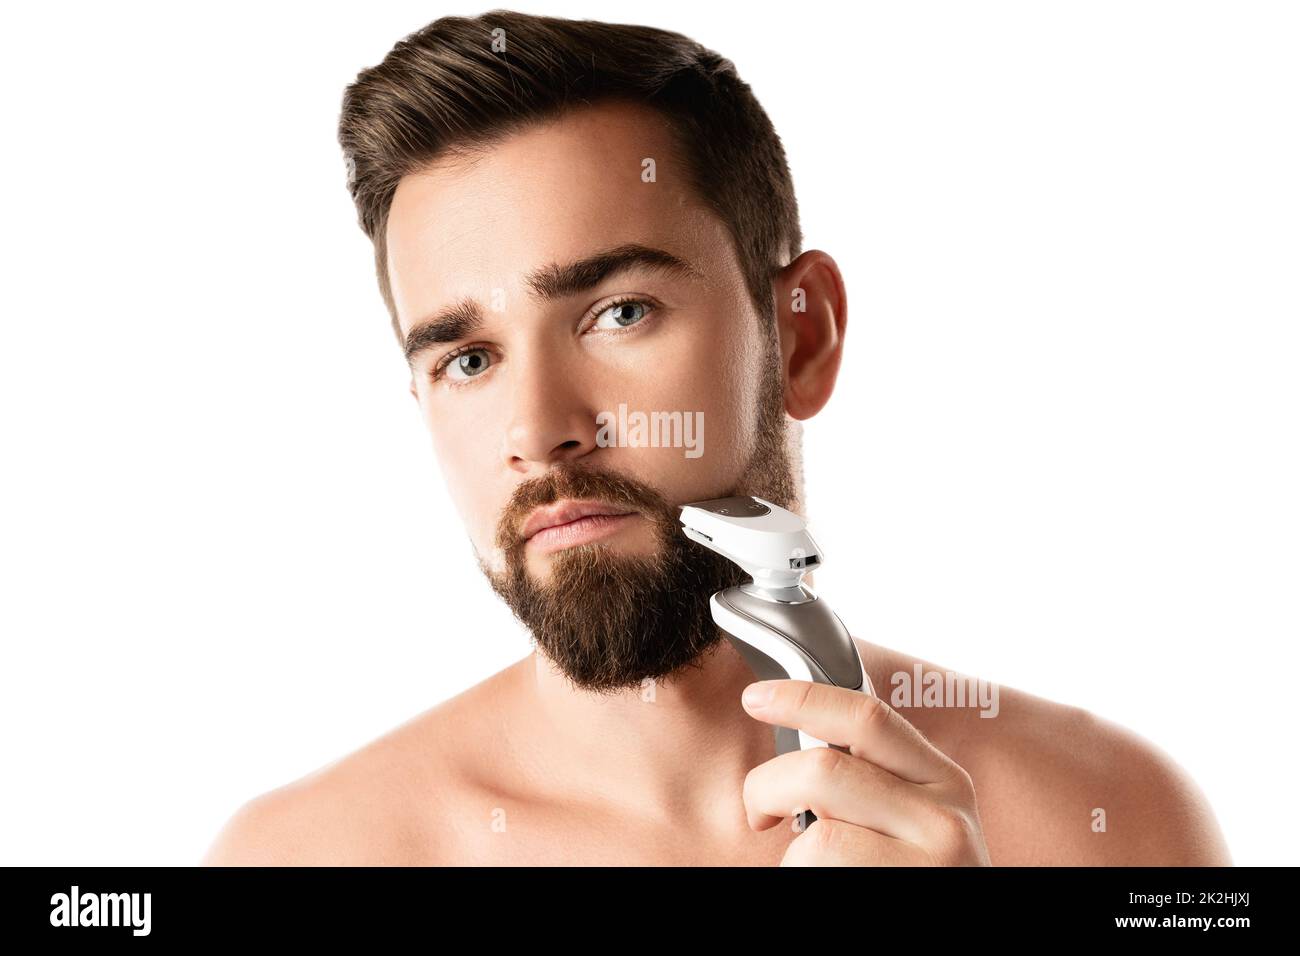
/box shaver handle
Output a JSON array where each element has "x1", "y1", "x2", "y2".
[
  {"x1": 709, "y1": 588, "x2": 875, "y2": 833},
  {"x1": 793, "y1": 716, "x2": 859, "y2": 831}
]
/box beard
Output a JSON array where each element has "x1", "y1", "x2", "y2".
[{"x1": 477, "y1": 342, "x2": 800, "y2": 695}]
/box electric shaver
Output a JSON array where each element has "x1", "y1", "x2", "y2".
[{"x1": 679, "y1": 495, "x2": 875, "y2": 830}]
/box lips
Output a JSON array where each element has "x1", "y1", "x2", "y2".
[{"x1": 520, "y1": 499, "x2": 638, "y2": 542}]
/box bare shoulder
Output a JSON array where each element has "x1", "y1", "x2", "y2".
[
  {"x1": 854, "y1": 639, "x2": 1233, "y2": 866},
  {"x1": 200, "y1": 661, "x2": 523, "y2": 866},
  {"x1": 967, "y1": 692, "x2": 1232, "y2": 865},
  {"x1": 200, "y1": 772, "x2": 388, "y2": 866}
]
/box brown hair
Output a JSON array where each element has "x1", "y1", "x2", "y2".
[{"x1": 337, "y1": 9, "x2": 803, "y2": 346}]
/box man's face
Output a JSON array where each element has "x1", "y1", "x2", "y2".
[{"x1": 386, "y1": 100, "x2": 795, "y2": 692}]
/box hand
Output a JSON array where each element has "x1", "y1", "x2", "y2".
[{"x1": 740, "y1": 679, "x2": 993, "y2": 866}]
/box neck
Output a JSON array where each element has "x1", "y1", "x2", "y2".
[{"x1": 515, "y1": 634, "x2": 779, "y2": 833}]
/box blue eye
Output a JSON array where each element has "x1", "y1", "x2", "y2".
[{"x1": 592, "y1": 299, "x2": 651, "y2": 330}]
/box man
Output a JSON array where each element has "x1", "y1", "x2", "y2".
[{"x1": 203, "y1": 10, "x2": 1231, "y2": 865}]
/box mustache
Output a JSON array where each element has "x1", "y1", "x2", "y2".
[{"x1": 494, "y1": 463, "x2": 679, "y2": 553}]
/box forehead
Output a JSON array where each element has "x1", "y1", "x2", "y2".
[{"x1": 385, "y1": 101, "x2": 721, "y2": 338}]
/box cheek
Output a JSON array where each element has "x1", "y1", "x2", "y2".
[
  {"x1": 425, "y1": 402, "x2": 506, "y2": 557},
  {"x1": 603, "y1": 310, "x2": 768, "y2": 499}
]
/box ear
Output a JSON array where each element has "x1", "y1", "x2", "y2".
[
  {"x1": 772, "y1": 249, "x2": 848, "y2": 420},
  {"x1": 408, "y1": 378, "x2": 419, "y2": 403}
]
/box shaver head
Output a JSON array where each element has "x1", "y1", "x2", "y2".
[{"x1": 678, "y1": 495, "x2": 822, "y2": 592}]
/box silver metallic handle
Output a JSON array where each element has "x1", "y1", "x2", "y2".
[{"x1": 710, "y1": 586, "x2": 873, "y2": 832}]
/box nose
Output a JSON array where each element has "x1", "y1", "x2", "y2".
[{"x1": 501, "y1": 349, "x2": 600, "y2": 473}]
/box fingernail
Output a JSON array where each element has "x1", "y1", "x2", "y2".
[{"x1": 743, "y1": 682, "x2": 774, "y2": 708}]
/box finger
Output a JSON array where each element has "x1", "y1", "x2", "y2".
[
  {"x1": 743, "y1": 744, "x2": 936, "y2": 844},
  {"x1": 743, "y1": 679, "x2": 957, "y2": 785},
  {"x1": 780, "y1": 817, "x2": 923, "y2": 866}
]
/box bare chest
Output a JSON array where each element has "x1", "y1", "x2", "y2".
[{"x1": 415, "y1": 793, "x2": 799, "y2": 866}]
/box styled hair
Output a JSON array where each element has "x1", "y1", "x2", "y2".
[{"x1": 337, "y1": 9, "x2": 803, "y2": 346}]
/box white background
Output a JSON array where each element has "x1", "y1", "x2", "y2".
[{"x1": 1, "y1": 1, "x2": 1295, "y2": 865}]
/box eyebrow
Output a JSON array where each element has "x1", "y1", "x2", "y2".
[{"x1": 402, "y1": 242, "x2": 703, "y2": 366}]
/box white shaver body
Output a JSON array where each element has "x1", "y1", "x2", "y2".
[{"x1": 679, "y1": 495, "x2": 876, "y2": 830}]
